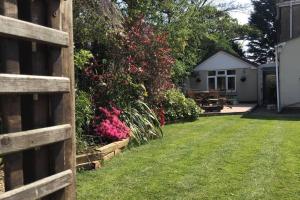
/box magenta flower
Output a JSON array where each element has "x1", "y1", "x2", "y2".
[{"x1": 94, "y1": 107, "x2": 130, "y2": 141}]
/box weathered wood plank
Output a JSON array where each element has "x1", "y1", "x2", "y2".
[
  {"x1": 0, "y1": 0, "x2": 24, "y2": 191},
  {"x1": 48, "y1": 0, "x2": 76, "y2": 199},
  {"x1": 96, "y1": 139, "x2": 129, "y2": 155},
  {"x1": 0, "y1": 15, "x2": 69, "y2": 46},
  {"x1": 47, "y1": 0, "x2": 67, "y2": 199},
  {"x1": 0, "y1": 124, "x2": 71, "y2": 156},
  {"x1": 115, "y1": 138, "x2": 130, "y2": 149},
  {"x1": 76, "y1": 161, "x2": 101, "y2": 171},
  {"x1": 102, "y1": 149, "x2": 122, "y2": 161},
  {"x1": 76, "y1": 152, "x2": 102, "y2": 164},
  {"x1": 0, "y1": 170, "x2": 72, "y2": 200},
  {"x1": 29, "y1": 0, "x2": 50, "y2": 189},
  {"x1": 62, "y1": 0, "x2": 77, "y2": 196},
  {"x1": 0, "y1": 74, "x2": 70, "y2": 94},
  {"x1": 96, "y1": 143, "x2": 118, "y2": 155}
]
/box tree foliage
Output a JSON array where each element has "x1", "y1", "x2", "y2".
[
  {"x1": 74, "y1": 0, "x2": 123, "y2": 49},
  {"x1": 84, "y1": 17, "x2": 174, "y2": 107},
  {"x1": 113, "y1": 0, "x2": 252, "y2": 85},
  {"x1": 247, "y1": 0, "x2": 277, "y2": 64}
]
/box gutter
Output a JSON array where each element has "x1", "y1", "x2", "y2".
[{"x1": 275, "y1": 43, "x2": 286, "y2": 113}]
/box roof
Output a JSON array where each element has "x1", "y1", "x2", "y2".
[
  {"x1": 194, "y1": 51, "x2": 258, "y2": 71},
  {"x1": 259, "y1": 63, "x2": 276, "y2": 69},
  {"x1": 278, "y1": 35, "x2": 300, "y2": 45}
]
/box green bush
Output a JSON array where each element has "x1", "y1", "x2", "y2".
[
  {"x1": 74, "y1": 49, "x2": 93, "y2": 91},
  {"x1": 121, "y1": 101, "x2": 163, "y2": 145},
  {"x1": 163, "y1": 89, "x2": 202, "y2": 122},
  {"x1": 75, "y1": 90, "x2": 93, "y2": 152},
  {"x1": 74, "y1": 50, "x2": 93, "y2": 71}
]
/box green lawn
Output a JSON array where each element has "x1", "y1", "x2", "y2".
[{"x1": 77, "y1": 115, "x2": 300, "y2": 200}]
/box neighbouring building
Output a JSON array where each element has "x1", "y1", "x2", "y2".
[
  {"x1": 187, "y1": 51, "x2": 258, "y2": 103},
  {"x1": 276, "y1": 0, "x2": 300, "y2": 111}
]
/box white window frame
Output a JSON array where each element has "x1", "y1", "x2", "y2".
[
  {"x1": 226, "y1": 75, "x2": 236, "y2": 93},
  {"x1": 207, "y1": 76, "x2": 217, "y2": 91},
  {"x1": 207, "y1": 70, "x2": 236, "y2": 93}
]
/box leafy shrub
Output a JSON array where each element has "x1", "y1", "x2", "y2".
[
  {"x1": 121, "y1": 101, "x2": 163, "y2": 145},
  {"x1": 75, "y1": 90, "x2": 93, "y2": 152},
  {"x1": 123, "y1": 18, "x2": 175, "y2": 105},
  {"x1": 75, "y1": 50, "x2": 93, "y2": 71},
  {"x1": 94, "y1": 107, "x2": 130, "y2": 142},
  {"x1": 163, "y1": 89, "x2": 202, "y2": 122},
  {"x1": 74, "y1": 50, "x2": 93, "y2": 91}
]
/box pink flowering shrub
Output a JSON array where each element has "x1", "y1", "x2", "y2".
[{"x1": 94, "y1": 107, "x2": 130, "y2": 141}]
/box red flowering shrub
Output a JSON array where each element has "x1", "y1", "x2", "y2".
[
  {"x1": 94, "y1": 107, "x2": 130, "y2": 141},
  {"x1": 79, "y1": 17, "x2": 174, "y2": 144},
  {"x1": 84, "y1": 17, "x2": 175, "y2": 108},
  {"x1": 123, "y1": 17, "x2": 175, "y2": 105}
]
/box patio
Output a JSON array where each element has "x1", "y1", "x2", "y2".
[{"x1": 202, "y1": 104, "x2": 257, "y2": 115}]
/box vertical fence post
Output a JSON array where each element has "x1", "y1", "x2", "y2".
[
  {"x1": 47, "y1": 0, "x2": 76, "y2": 199},
  {"x1": 0, "y1": 0, "x2": 24, "y2": 191},
  {"x1": 62, "y1": 1, "x2": 76, "y2": 199},
  {"x1": 47, "y1": 0, "x2": 65, "y2": 199},
  {"x1": 29, "y1": 0, "x2": 50, "y2": 187}
]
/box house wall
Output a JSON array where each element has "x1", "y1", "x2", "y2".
[
  {"x1": 279, "y1": 37, "x2": 300, "y2": 108},
  {"x1": 278, "y1": 0, "x2": 300, "y2": 42},
  {"x1": 189, "y1": 68, "x2": 258, "y2": 102},
  {"x1": 236, "y1": 69, "x2": 258, "y2": 102}
]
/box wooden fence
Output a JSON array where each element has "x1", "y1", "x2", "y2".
[{"x1": 0, "y1": 0, "x2": 75, "y2": 199}]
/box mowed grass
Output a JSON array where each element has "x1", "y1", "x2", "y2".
[{"x1": 77, "y1": 115, "x2": 300, "y2": 200}]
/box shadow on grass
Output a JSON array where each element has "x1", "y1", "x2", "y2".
[{"x1": 241, "y1": 108, "x2": 300, "y2": 121}]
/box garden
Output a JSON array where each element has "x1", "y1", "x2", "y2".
[
  {"x1": 72, "y1": 0, "x2": 298, "y2": 199},
  {"x1": 74, "y1": 0, "x2": 252, "y2": 159},
  {"x1": 74, "y1": 1, "x2": 207, "y2": 159}
]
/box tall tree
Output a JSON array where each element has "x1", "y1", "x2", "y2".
[
  {"x1": 74, "y1": 0, "x2": 123, "y2": 49},
  {"x1": 247, "y1": 0, "x2": 277, "y2": 64}
]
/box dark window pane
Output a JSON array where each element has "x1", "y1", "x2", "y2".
[
  {"x1": 217, "y1": 71, "x2": 226, "y2": 75},
  {"x1": 217, "y1": 77, "x2": 226, "y2": 91},
  {"x1": 208, "y1": 71, "x2": 216, "y2": 76},
  {"x1": 227, "y1": 77, "x2": 236, "y2": 91},
  {"x1": 208, "y1": 77, "x2": 215, "y2": 90},
  {"x1": 227, "y1": 70, "x2": 236, "y2": 75}
]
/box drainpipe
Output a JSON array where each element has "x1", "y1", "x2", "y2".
[
  {"x1": 275, "y1": 46, "x2": 281, "y2": 113},
  {"x1": 275, "y1": 43, "x2": 286, "y2": 113}
]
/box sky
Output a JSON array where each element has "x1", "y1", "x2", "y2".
[
  {"x1": 215, "y1": 0, "x2": 253, "y2": 51},
  {"x1": 216, "y1": 0, "x2": 253, "y2": 25}
]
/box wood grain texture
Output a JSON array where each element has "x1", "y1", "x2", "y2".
[
  {"x1": 76, "y1": 152, "x2": 102, "y2": 165},
  {"x1": 0, "y1": 124, "x2": 71, "y2": 156},
  {"x1": 96, "y1": 143, "x2": 118, "y2": 155},
  {"x1": 0, "y1": 170, "x2": 72, "y2": 200},
  {"x1": 28, "y1": 0, "x2": 50, "y2": 188},
  {"x1": 46, "y1": 0, "x2": 76, "y2": 198},
  {"x1": 0, "y1": 15, "x2": 69, "y2": 46},
  {"x1": 0, "y1": 0, "x2": 24, "y2": 190},
  {"x1": 115, "y1": 138, "x2": 130, "y2": 149},
  {"x1": 61, "y1": 1, "x2": 77, "y2": 199},
  {"x1": 0, "y1": 74, "x2": 70, "y2": 94}
]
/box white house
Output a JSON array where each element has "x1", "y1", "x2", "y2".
[
  {"x1": 187, "y1": 51, "x2": 258, "y2": 102},
  {"x1": 275, "y1": 0, "x2": 300, "y2": 111}
]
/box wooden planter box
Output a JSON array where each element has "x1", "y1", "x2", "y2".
[{"x1": 76, "y1": 138, "x2": 130, "y2": 170}]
